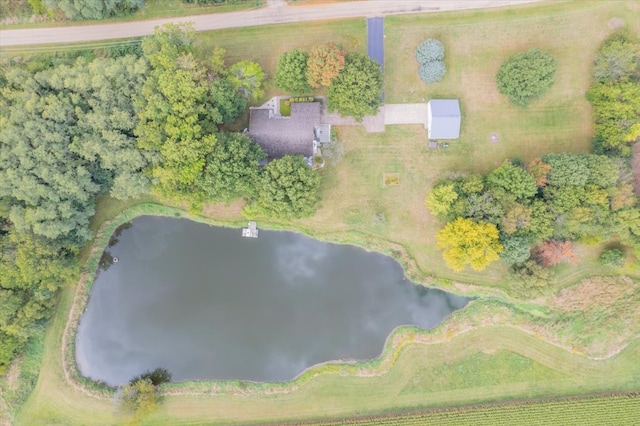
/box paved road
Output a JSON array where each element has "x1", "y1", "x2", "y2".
[{"x1": 0, "y1": 0, "x2": 543, "y2": 48}]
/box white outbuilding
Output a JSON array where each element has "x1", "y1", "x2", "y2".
[{"x1": 427, "y1": 99, "x2": 461, "y2": 139}]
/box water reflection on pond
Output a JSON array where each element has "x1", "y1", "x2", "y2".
[{"x1": 76, "y1": 216, "x2": 469, "y2": 386}]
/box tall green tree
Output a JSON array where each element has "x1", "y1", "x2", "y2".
[
  {"x1": 275, "y1": 49, "x2": 312, "y2": 94},
  {"x1": 327, "y1": 53, "x2": 383, "y2": 121},
  {"x1": 197, "y1": 133, "x2": 264, "y2": 202},
  {"x1": 592, "y1": 30, "x2": 640, "y2": 83},
  {"x1": 487, "y1": 160, "x2": 537, "y2": 200},
  {"x1": 587, "y1": 81, "x2": 640, "y2": 156},
  {"x1": 228, "y1": 60, "x2": 265, "y2": 101},
  {"x1": 543, "y1": 153, "x2": 590, "y2": 187},
  {"x1": 136, "y1": 24, "x2": 218, "y2": 196},
  {"x1": 252, "y1": 156, "x2": 321, "y2": 219}
]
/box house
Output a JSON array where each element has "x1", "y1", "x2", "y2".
[
  {"x1": 426, "y1": 99, "x2": 461, "y2": 139},
  {"x1": 248, "y1": 101, "x2": 330, "y2": 159}
]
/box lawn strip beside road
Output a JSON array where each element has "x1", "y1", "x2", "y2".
[{"x1": 0, "y1": 0, "x2": 542, "y2": 47}]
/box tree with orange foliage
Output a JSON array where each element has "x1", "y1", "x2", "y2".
[
  {"x1": 306, "y1": 42, "x2": 347, "y2": 88},
  {"x1": 526, "y1": 158, "x2": 552, "y2": 187},
  {"x1": 533, "y1": 240, "x2": 578, "y2": 267}
]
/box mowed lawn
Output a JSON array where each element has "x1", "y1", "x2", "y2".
[
  {"x1": 299, "y1": 0, "x2": 640, "y2": 291},
  {"x1": 13, "y1": 1, "x2": 640, "y2": 425}
]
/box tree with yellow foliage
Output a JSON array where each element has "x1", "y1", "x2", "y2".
[{"x1": 436, "y1": 218, "x2": 503, "y2": 272}]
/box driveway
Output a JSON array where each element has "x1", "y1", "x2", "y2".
[
  {"x1": 384, "y1": 104, "x2": 428, "y2": 127},
  {"x1": 0, "y1": 0, "x2": 543, "y2": 47},
  {"x1": 367, "y1": 16, "x2": 384, "y2": 72}
]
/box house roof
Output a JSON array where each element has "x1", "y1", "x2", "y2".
[
  {"x1": 249, "y1": 102, "x2": 320, "y2": 158},
  {"x1": 428, "y1": 99, "x2": 461, "y2": 139}
]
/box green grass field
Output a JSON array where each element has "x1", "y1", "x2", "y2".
[{"x1": 4, "y1": 1, "x2": 640, "y2": 424}]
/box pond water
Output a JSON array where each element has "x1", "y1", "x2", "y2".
[{"x1": 76, "y1": 216, "x2": 469, "y2": 386}]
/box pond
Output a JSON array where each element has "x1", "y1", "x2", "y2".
[{"x1": 76, "y1": 216, "x2": 469, "y2": 386}]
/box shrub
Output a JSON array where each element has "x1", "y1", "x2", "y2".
[
  {"x1": 500, "y1": 235, "x2": 531, "y2": 265},
  {"x1": 496, "y1": 48, "x2": 557, "y2": 107},
  {"x1": 129, "y1": 367, "x2": 172, "y2": 386},
  {"x1": 418, "y1": 60, "x2": 447, "y2": 83},
  {"x1": 415, "y1": 39, "x2": 445, "y2": 64},
  {"x1": 509, "y1": 260, "x2": 552, "y2": 295},
  {"x1": 599, "y1": 248, "x2": 626, "y2": 267}
]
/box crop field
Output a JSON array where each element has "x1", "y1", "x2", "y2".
[
  {"x1": 297, "y1": 393, "x2": 640, "y2": 426},
  {"x1": 4, "y1": 1, "x2": 640, "y2": 425}
]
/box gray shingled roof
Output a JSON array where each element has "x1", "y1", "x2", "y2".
[
  {"x1": 249, "y1": 102, "x2": 320, "y2": 158},
  {"x1": 428, "y1": 99, "x2": 461, "y2": 139}
]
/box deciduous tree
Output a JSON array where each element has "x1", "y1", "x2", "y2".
[
  {"x1": 526, "y1": 158, "x2": 551, "y2": 187},
  {"x1": 436, "y1": 218, "x2": 503, "y2": 272},
  {"x1": 252, "y1": 156, "x2": 321, "y2": 218},
  {"x1": 425, "y1": 183, "x2": 459, "y2": 218},
  {"x1": 137, "y1": 24, "x2": 211, "y2": 193},
  {"x1": 306, "y1": 42, "x2": 346, "y2": 88},
  {"x1": 275, "y1": 49, "x2": 312, "y2": 94},
  {"x1": 44, "y1": 0, "x2": 143, "y2": 20},
  {"x1": 228, "y1": 60, "x2": 265, "y2": 101},
  {"x1": 499, "y1": 235, "x2": 531, "y2": 265},
  {"x1": 543, "y1": 153, "x2": 589, "y2": 187},
  {"x1": 487, "y1": 160, "x2": 537, "y2": 200},
  {"x1": 592, "y1": 30, "x2": 640, "y2": 83},
  {"x1": 327, "y1": 53, "x2": 383, "y2": 121},
  {"x1": 198, "y1": 132, "x2": 264, "y2": 202}
]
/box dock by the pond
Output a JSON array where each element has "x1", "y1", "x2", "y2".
[{"x1": 242, "y1": 221, "x2": 259, "y2": 238}]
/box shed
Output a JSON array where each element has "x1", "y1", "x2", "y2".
[{"x1": 427, "y1": 99, "x2": 461, "y2": 139}]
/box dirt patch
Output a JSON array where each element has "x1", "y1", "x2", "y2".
[
  {"x1": 608, "y1": 17, "x2": 625, "y2": 29},
  {"x1": 201, "y1": 199, "x2": 245, "y2": 220},
  {"x1": 4, "y1": 357, "x2": 21, "y2": 391},
  {"x1": 632, "y1": 142, "x2": 640, "y2": 195}
]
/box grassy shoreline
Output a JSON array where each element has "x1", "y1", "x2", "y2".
[{"x1": 16, "y1": 202, "x2": 635, "y2": 423}]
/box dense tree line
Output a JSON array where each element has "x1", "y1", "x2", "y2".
[
  {"x1": 587, "y1": 30, "x2": 640, "y2": 156},
  {"x1": 0, "y1": 225, "x2": 76, "y2": 372},
  {"x1": 1, "y1": 53, "x2": 151, "y2": 242},
  {"x1": 43, "y1": 0, "x2": 143, "y2": 20},
  {"x1": 427, "y1": 153, "x2": 640, "y2": 281}
]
